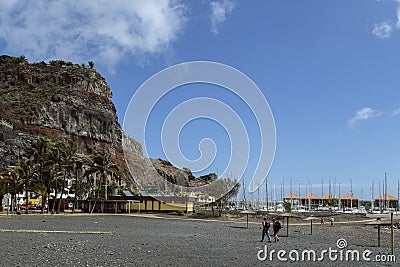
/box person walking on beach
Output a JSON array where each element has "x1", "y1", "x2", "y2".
[
  {"x1": 272, "y1": 218, "x2": 282, "y2": 242},
  {"x1": 260, "y1": 217, "x2": 271, "y2": 242},
  {"x1": 330, "y1": 216, "x2": 334, "y2": 226}
]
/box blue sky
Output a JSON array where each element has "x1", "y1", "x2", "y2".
[{"x1": 1, "y1": 0, "x2": 400, "y2": 200}]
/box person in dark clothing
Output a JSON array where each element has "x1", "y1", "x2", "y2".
[
  {"x1": 272, "y1": 218, "x2": 281, "y2": 242},
  {"x1": 260, "y1": 217, "x2": 271, "y2": 242}
]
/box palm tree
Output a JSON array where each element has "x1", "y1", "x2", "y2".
[
  {"x1": 31, "y1": 181, "x2": 47, "y2": 211},
  {"x1": 70, "y1": 155, "x2": 85, "y2": 212},
  {"x1": 0, "y1": 173, "x2": 7, "y2": 211},
  {"x1": 84, "y1": 148, "x2": 119, "y2": 213},
  {"x1": 46, "y1": 141, "x2": 63, "y2": 213},
  {"x1": 54, "y1": 140, "x2": 79, "y2": 212},
  {"x1": 25, "y1": 138, "x2": 51, "y2": 213},
  {"x1": 12, "y1": 160, "x2": 36, "y2": 214},
  {"x1": 2, "y1": 166, "x2": 25, "y2": 213}
]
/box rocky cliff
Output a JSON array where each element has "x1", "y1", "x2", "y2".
[
  {"x1": 0, "y1": 56, "x2": 141, "y2": 188},
  {"x1": 0, "y1": 56, "x2": 215, "y2": 191}
]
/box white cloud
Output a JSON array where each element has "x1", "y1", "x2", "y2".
[
  {"x1": 373, "y1": 2, "x2": 400, "y2": 39},
  {"x1": 210, "y1": 0, "x2": 236, "y2": 34},
  {"x1": 393, "y1": 108, "x2": 400, "y2": 116},
  {"x1": 348, "y1": 107, "x2": 382, "y2": 127},
  {"x1": 396, "y1": 5, "x2": 400, "y2": 29},
  {"x1": 0, "y1": 0, "x2": 187, "y2": 72},
  {"x1": 372, "y1": 21, "x2": 393, "y2": 39}
]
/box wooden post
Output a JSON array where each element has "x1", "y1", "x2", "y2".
[
  {"x1": 286, "y1": 217, "x2": 289, "y2": 237},
  {"x1": 378, "y1": 224, "x2": 381, "y2": 247},
  {"x1": 246, "y1": 214, "x2": 249, "y2": 228},
  {"x1": 311, "y1": 220, "x2": 313, "y2": 235},
  {"x1": 391, "y1": 212, "x2": 394, "y2": 255}
]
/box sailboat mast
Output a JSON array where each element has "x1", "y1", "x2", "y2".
[
  {"x1": 265, "y1": 177, "x2": 268, "y2": 211},
  {"x1": 397, "y1": 180, "x2": 400, "y2": 212},
  {"x1": 379, "y1": 180, "x2": 381, "y2": 211},
  {"x1": 328, "y1": 178, "x2": 331, "y2": 199},
  {"x1": 338, "y1": 182, "x2": 341, "y2": 210},
  {"x1": 371, "y1": 180, "x2": 374, "y2": 210},
  {"x1": 242, "y1": 179, "x2": 246, "y2": 209},
  {"x1": 290, "y1": 177, "x2": 293, "y2": 208},
  {"x1": 334, "y1": 177, "x2": 336, "y2": 198},
  {"x1": 308, "y1": 180, "x2": 311, "y2": 211},
  {"x1": 273, "y1": 183, "x2": 276, "y2": 211},
  {"x1": 321, "y1": 177, "x2": 324, "y2": 206},
  {"x1": 350, "y1": 178, "x2": 353, "y2": 208},
  {"x1": 384, "y1": 172, "x2": 387, "y2": 211},
  {"x1": 298, "y1": 181, "x2": 301, "y2": 210}
]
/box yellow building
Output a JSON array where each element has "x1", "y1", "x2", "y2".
[{"x1": 107, "y1": 195, "x2": 195, "y2": 213}]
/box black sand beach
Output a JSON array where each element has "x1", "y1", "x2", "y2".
[{"x1": 0, "y1": 213, "x2": 398, "y2": 266}]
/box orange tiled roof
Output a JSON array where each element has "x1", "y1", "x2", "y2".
[
  {"x1": 321, "y1": 193, "x2": 337, "y2": 199},
  {"x1": 340, "y1": 193, "x2": 358, "y2": 200},
  {"x1": 283, "y1": 193, "x2": 299, "y2": 199},
  {"x1": 375, "y1": 194, "x2": 398, "y2": 201},
  {"x1": 301, "y1": 193, "x2": 319, "y2": 200}
]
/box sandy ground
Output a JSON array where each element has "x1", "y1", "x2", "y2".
[{"x1": 0, "y1": 213, "x2": 399, "y2": 266}]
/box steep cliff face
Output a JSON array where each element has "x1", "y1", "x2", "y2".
[
  {"x1": 0, "y1": 56, "x2": 214, "y2": 190},
  {"x1": 0, "y1": 56, "x2": 142, "y2": 188},
  {"x1": 0, "y1": 56, "x2": 123, "y2": 147}
]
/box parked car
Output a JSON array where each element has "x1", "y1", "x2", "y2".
[{"x1": 20, "y1": 204, "x2": 37, "y2": 210}]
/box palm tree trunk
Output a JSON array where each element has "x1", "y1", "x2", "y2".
[
  {"x1": 90, "y1": 173, "x2": 102, "y2": 213},
  {"x1": 72, "y1": 185, "x2": 77, "y2": 213},
  {"x1": 41, "y1": 195, "x2": 47, "y2": 214},
  {"x1": 90, "y1": 187, "x2": 101, "y2": 213},
  {"x1": 0, "y1": 195, "x2": 4, "y2": 211},
  {"x1": 25, "y1": 189, "x2": 29, "y2": 214},
  {"x1": 57, "y1": 170, "x2": 68, "y2": 212},
  {"x1": 51, "y1": 183, "x2": 58, "y2": 214}
]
